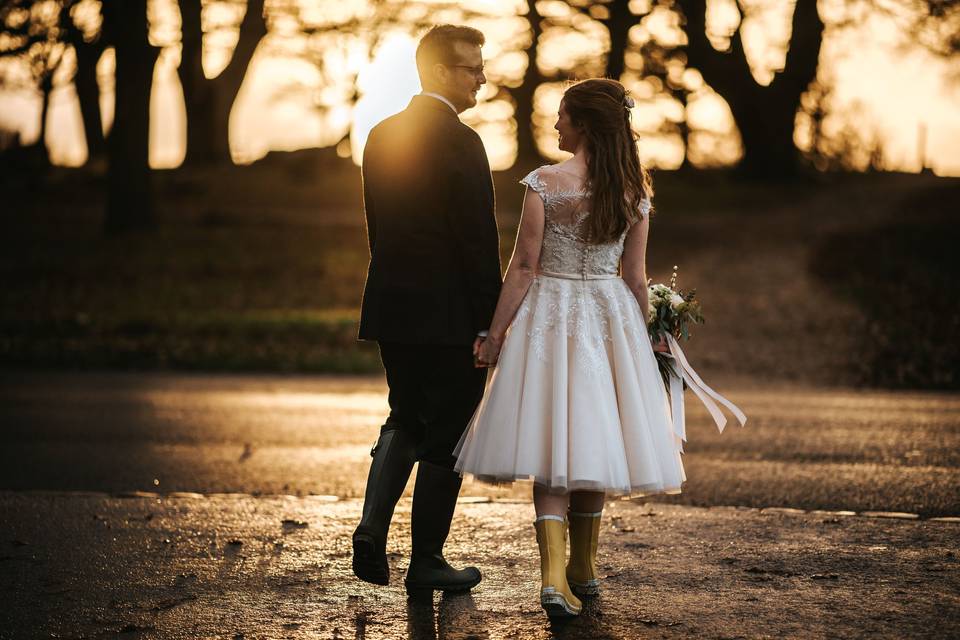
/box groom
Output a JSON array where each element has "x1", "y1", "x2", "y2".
[{"x1": 353, "y1": 25, "x2": 502, "y2": 596}]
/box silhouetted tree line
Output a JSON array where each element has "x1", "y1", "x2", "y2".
[
  {"x1": 1, "y1": 0, "x2": 957, "y2": 233},
  {"x1": 1, "y1": 0, "x2": 266, "y2": 232},
  {"x1": 0, "y1": 0, "x2": 103, "y2": 165}
]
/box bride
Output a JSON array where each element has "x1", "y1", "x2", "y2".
[{"x1": 454, "y1": 78, "x2": 685, "y2": 618}]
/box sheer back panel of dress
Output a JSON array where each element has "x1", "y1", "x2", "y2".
[
  {"x1": 521, "y1": 165, "x2": 649, "y2": 278},
  {"x1": 524, "y1": 165, "x2": 592, "y2": 227}
]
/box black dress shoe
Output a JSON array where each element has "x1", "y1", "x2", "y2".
[
  {"x1": 352, "y1": 429, "x2": 416, "y2": 585},
  {"x1": 404, "y1": 461, "x2": 482, "y2": 597}
]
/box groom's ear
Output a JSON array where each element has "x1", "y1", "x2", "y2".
[{"x1": 431, "y1": 62, "x2": 451, "y2": 86}]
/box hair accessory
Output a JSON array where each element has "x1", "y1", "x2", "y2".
[{"x1": 623, "y1": 95, "x2": 635, "y2": 109}]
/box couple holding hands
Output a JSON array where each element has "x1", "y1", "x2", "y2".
[{"x1": 353, "y1": 24, "x2": 684, "y2": 618}]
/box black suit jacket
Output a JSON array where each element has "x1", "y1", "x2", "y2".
[{"x1": 358, "y1": 95, "x2": 502, "y2": 346}]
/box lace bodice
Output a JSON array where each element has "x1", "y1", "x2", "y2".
[{"x1": 521, "y1": 165, "x2": 650, "y2": 277}]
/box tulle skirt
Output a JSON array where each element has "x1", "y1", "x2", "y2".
[{"x1": 454, "y1": 273, "x2": 685, "y2": 497}]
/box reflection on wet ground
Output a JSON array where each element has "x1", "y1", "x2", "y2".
[{"x1": 1, "y1": 371, "x2": 959, "y2": 514}]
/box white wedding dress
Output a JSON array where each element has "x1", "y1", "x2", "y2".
[{"x1": 454, "y1": 165, "x2": 686, "y2": 497}]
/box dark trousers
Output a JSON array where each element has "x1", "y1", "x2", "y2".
[{"x1": 377, "y1": 342, "x2": 487, "y2": 468}]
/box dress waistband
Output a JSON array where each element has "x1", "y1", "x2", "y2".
[{"x1": 538, "y1": 270, "x2": 620, "y2": 281}]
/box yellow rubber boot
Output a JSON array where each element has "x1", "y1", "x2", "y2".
[
  {"x1": 534, "y1": 516, "x2": 582, "y2": 617},
  {"x1": 566, "y1": 511, "x2": 601, "y2": 596}
]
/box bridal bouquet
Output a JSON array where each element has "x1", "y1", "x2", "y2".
[
  {"x1": 647, "y1": 266, "x2": 703, "y2": 374},
  {"x1": 645, "y1": 266, "x2": 745, "y2": 450}
]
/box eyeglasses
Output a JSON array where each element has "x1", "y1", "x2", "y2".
[{"x1": 447, "y1": 64, "x2": 485, "y2": 78}]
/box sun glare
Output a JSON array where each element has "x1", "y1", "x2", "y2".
[{"x1": 350, "y1": 34, "x2": 421, "y2": 165}]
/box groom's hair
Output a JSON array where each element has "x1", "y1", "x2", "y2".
[{"x1": 416, "y1": 25, "x2": 485, "y2": 81}]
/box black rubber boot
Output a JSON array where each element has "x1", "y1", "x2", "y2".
[
  {"x1": 404, "y1": 461, "x2": 482, "y2": 598},
  {"x1": 352, "y1": 429, "x2": 417, "y2": 585}
]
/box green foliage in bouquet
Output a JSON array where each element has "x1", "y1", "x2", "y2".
[
  {"x1": 646, "y1": 266, "x2": 704, "y2": 386},
  {"x1": 646, "y1": 266, "x2": 704, "y2": 342}
]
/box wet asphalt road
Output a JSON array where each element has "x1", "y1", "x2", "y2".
[
  {"x1": 3, "y1": 493, "x2": 959, "y2": 639},
  {"x1": 0, "y1": 371, "x2": 958, "y2": 516}
]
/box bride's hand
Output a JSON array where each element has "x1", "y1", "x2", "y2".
[
  {"x1": 475, "y1": 335, "x2": 503, "y2": 368},
  {"x1": 651, "y1": 334, "x2": 670, "y2": 353},
  {"x1": 472, "y1": 336, "x2": 486, "y2": 358}
]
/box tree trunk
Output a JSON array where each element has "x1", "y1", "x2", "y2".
[
  {"x1": 73, "y1": 37, "x2": 106, "y2": 163},
  {"x1": 725, "y1": 85, "x2": 801, "y2": 178},
  {"x1": 604, "y1": 0, "x2": 634, "y2": 80},
  {"x1": 678, "y1": 92, "x2": 693, "y2": 170},
  {"x1": 102, "y1": 0, "x2": 159, "y2": 233},
  {"x1": 61, "y1": 5, "x2": 106, "y2": 164},
  {"x1": 513, "y1": 0, "x2": 544, "y2": 166},
  {"x1": 36, "y1": 74, "x2": 52, "y2": 166},
  {"x1": 178, "y1": 0, "x2": 265, "y2": 166},
  {"x1": 177, "y1": 0, "x2": 217, "y2": 165},
  {"x1": 677, "y1": 0, "x2": 823, "y2": 179}
]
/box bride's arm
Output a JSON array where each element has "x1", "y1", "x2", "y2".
[
  {"x1": 621, "y1": 214, "x2": 651, "y2": 316},
  {"x1": 475, "y1": 188, "x2": 545, "y2": 364},
  {"x1": 621, "y1": 214, "x2": 668, "y2": 352}
]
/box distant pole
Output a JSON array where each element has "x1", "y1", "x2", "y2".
[{"x1": 917, "y1": 121, "x2": 927, "y2": 173}]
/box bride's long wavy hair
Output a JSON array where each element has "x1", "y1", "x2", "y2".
[{"x1": 562, "y1": 78, "x2": 653, "y2": 244}]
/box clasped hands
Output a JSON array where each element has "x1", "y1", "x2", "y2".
[{"x1": 473, "y1": 334, "x2": 502, "y2": 368}]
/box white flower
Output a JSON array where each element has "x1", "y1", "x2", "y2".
[
  {"x1": 649, "y1": 284, "x2": 672, "y2": 299},
  {"x1": 670, "y1": 293, "x2": 685, "y2": 309}
]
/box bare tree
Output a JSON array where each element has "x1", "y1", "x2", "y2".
[
  {"x1": 561, "y1": 0, "x2": 824, "y2": 176},
  {"x1": 0, "y1": 0, "x2": 70, "y2": 166},
  {"x1": 512, "y1": 0, "x2": 612, "y2": 163},
  {"x1": 564, "y1": 0, "x2": 634, "y2": 80},
  {"x1": 63, "y1": 0, "x2": 106, "y2": 164},
  {"x1": 675, "y1": 0, "x2": 824, "y2": 179},
  {"x1": 177, "y1": 0, "x2": 267, "y2": 165},
  {"x1": 796, "y1": 0, "x2": 959, "y2": 172},
  {"x1": 513, "y1": 0, "x2": 546, "y2": 163},
  {"x1": 278, "y1": 1, "x2": 516, "y2": 164},
  {"x1": 847, "y1": 0, "x2": 960, "y2": 68},
  {"x1": 0, "y1": 0, "x2": 108, "y2": 166},
  {"x1": 273, "y1": 0, "x2": 403, "y2": 156},
  {"x1": 639, "y1": 35, "x2": 694, "y2": 168},
  {"x1": 906, "y1": 0, "x2": 960, "y2": 58}
]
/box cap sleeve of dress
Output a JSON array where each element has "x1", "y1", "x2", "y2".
[
  {"x1": 638, "y1": 196, "x2": 652, "y2": 219},
  {"x1": 520, "y1": 166, "x2": 549, "y2": 203}
]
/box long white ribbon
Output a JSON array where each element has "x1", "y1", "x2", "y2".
[{"x1": 661, "y1": 334, "x2": 747, "y2": 450}]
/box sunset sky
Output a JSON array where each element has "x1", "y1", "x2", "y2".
[{"x1": 1, "y1": 0, "x2": 958, "y2": 175}]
